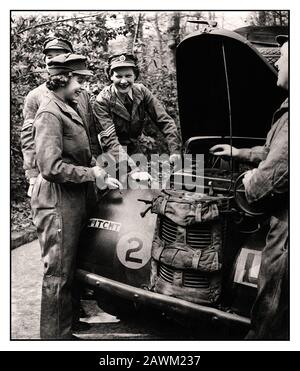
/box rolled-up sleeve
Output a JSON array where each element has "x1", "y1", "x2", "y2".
[
  {"x1": 238, "y1": 145, "x2": 269, "y2": 164},
  {"x1": 244, "y1": 122, "x2": 288, "y2": 203},
  {"x1": 33, "y1": 112, "x2": 95, "y2": 183}
]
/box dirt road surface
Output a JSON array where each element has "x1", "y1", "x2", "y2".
[{"x1": 11, "y1": 240, "x2": 202, "y2": 340}]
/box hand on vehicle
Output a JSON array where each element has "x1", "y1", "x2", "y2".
[
  {"x1": 27, "y1": 177, "x2": 37, "y2": 197},
  {"x1": 209, "y1": 144, "x2": 239, "y2": 159},
  {"x1": 92, "y1": 166, "x2": 106, "y2": 179},
  {"x1": 105, "y1": 176, "x2": 123, "y2": 190},
  {"x1": 92, "y1": 166, "x2": 123, "y2": 190},
  {"x1": 130, "y1": 171, "x2": 153, "y2": 183},
  {"x1": 169, "y1": 153, "x2": 182, "y2": 166}
]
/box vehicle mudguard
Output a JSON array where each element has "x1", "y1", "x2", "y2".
[{"x1": 78, "y1": 188, "x2": 158, "y2": 289}]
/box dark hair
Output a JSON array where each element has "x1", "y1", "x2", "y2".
[
  {"x1": 46, "y1": 72, "x2": 73, "y2": 91},
  {"x1": 105, "y1": 65, "x2": 140, "y2": 81}
]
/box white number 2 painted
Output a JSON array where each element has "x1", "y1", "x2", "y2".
[{"x1": 116, "y1": 231, "x2": 151, "y2": 269}]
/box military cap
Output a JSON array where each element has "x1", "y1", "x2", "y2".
[
  {"x1": 47, "y1": 53, "x2": 93, "y2": 76},
  {"x1": 109, "y1": 53, "x2": 137, "y2": 70},
  {"x1": 276, "y1": 34, "x2": 288, "y2": 46},
  {"x1": 43, "y1": 37, "x2": 74, "y2": 54}
]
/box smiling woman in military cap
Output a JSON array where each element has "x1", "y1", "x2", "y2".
[
  {"x1": 93, "y1": 52, "x2": 182, "y2": 180},
  {"x1": 31, "y1": 53, "x2": 121, "y2": 340}
]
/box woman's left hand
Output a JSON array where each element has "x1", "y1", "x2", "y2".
[
  {"x1": 105, "y1": 176, "x2": 123, "y2": 190},
  {"x1": 169, "y1": 153, "x2": 181, "y2": 165}
]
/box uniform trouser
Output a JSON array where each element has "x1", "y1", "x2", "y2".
[
  {"x1": 246, "y1": 214, "x2": 289, "y2": 340},
  {"x1": 31, "y1": 175, "x2": 96, "y2": 339}
]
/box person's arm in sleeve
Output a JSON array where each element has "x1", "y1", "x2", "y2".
[
  {"x1": 92, "y1": 96, "x2": 138, "y2": 172},
  {"x1": 34, "y1": 112, "x2": 100, "y2": 183},
  {"x1": 210, "y1": 144, "x2": 268, "y2": 164},
  {"x1": 244, "y1": 122, "x2": 288, "y2": 203},
  {"x1": 21, "y1": 91, "x2": 40, "y2": 180},
  {"x1": 237, "y1": 145, "x2": 269, "y2": 164},
  {"x1": 142, "y1": 85, "x2": 182, "y2": 154},
  {"x1": 81, "y1": 90, "x2": 102, "y2": 158}
]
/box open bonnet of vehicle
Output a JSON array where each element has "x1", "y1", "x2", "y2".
[{"x1": 148, "y1": 28, "x2": 287, "y2": 305}]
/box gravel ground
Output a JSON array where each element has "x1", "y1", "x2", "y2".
[
  {"x1": 11, "y1": 240, "x2": 243, "y2": 340},
  {"x1": 11, "y1": 239, "x2": 191, "y2": 340},
  {"x1": 11, "y1": 239, "x2": 42, "y2": 339}
]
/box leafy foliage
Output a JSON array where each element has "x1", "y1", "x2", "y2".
[
  {"x1": 11, "y1": 11, "x2": 289, "y2": 232},
  {"x1": 11, "y1": 12, "x2": 181, "y2": 208}
]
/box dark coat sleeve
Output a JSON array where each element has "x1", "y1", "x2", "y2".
[
  {"x1": 142, "y1": 85, "x2": 182, "y2": 154},
  {"x1": 21, "y1": 90, "x2": 40, "y2": 179},
  {"x1": 79, "y1": 90, "x2": 102, "y2": 158},
  {"x1": 92, "y1": 95, "x2": 138, "y2": 171}
]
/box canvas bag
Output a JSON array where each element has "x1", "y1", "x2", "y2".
[
  {"x1": 150, "y1": 190, "x2": 229, "y2": 272},
  {"x1": 148, "y1": 190, "x2": 230, "y2": 305}
]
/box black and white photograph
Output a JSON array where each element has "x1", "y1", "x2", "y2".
[{"x1": 3, "y1": 2, "x2": 297, "y2": 354}]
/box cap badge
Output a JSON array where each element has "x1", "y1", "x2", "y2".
[
  {"x1": 50, "y1": 39, "x2": 59, "y2": 46},
  {"x1": 119, "y1": 55, "x2": 126, "y2": 62}
]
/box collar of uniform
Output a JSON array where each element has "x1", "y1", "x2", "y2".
[
  {"x1": 49, "y1": 91, "x2": 84, "y2": 126},
  {"x1": 274, "y1": 97, "x2": 289, "y2": 117},
  {"x1": 280, "y1": 97, "x2": 289, "y2": 110},
  {"x1": 112, "y1": 84, "x2": 133, "y2": 102},
  {"x1": 109, "y1": 86, "x2": 131, "y2": 121},
  {"x1": 271, "y1": 97, "x2": 289, "y2": 128},
  {"x1": 109, "y1": 84, "x2": 145, "y2": 121}
]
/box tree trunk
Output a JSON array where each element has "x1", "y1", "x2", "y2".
[
  {"x1": 124, "y1": 14, "x2": 136, "y2": 53},
  {"x1": 167, "y1": 12, "x2": 181, "y2": 69},
  {"x1": 154, "y1": 13, "x2": 165, "y2": 67},
  {"x1": 258, "y1": 11, "x2": 267, "y2": 26}
]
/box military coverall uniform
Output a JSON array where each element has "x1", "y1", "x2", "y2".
[
  {"x1": 93, "y1": 83, "x2": 181, "y2": 163},
  {"x1": 240, "y1": 98, "x2": 289, "y2": 339},
  {"x1": 21, "y1": 82, "x2": 101, "y2": 181},
  {"x1": 31, "y1": 91, "x2": 103, "y2": 339}
]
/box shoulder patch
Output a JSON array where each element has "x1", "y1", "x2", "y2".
[{"x1": 96, "y1": 85, "x2": 112, "y2": 102}]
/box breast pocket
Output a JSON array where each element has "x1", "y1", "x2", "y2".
[
  {"x1": 63, "y1": 123, "x2": 90, "y2": 154},
  {"x1": 63, "y1": 121, "x2": 86, "y2": 139}
]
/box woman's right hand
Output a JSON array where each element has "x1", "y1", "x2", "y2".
[
  {"x1": 209, "y1": 144, "x2": 239, "y2": 159},
  {"x1": 92, "y1": 166, "x2": 106, "y2": 180},
  {"x1": 92, "y1": 166, "x2": 123, "y2": 190},
  {"x1": 105, "y1": 176, "x2": 123, "y2": 190}
]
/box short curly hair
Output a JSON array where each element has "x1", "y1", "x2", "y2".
[{"x1": 46, "y1": 72, "x2": 73, "y2": 91}]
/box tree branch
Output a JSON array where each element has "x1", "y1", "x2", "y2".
[{"x1": 17, "y1": 12, "x2": 104, "y2": 34}]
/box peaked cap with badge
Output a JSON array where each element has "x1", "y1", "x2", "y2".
[
  {"x1": 47, "y1": 53, "x2": 93, "y2": 76},
  {"x1": 43, "y1": 37, "x2": 74, "y2": 54}
]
